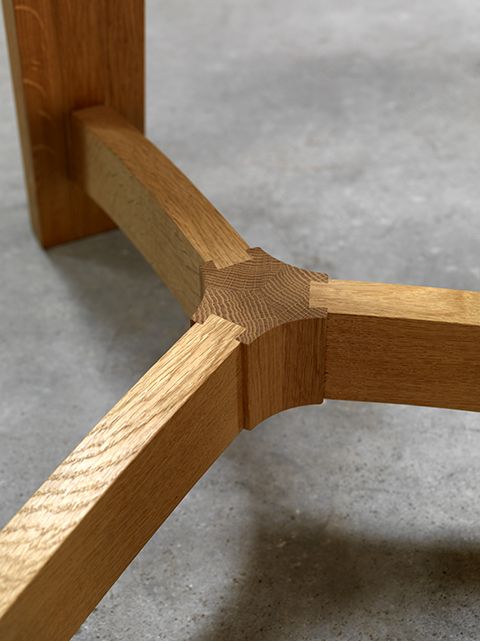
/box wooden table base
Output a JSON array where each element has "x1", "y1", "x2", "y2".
[{"x1": 1, "y1": 2, "x2": 479, "y2": 639}]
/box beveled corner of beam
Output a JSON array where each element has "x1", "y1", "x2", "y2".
[{"x1": 192, "y1": 248, "x2": 328, "y2": 429}]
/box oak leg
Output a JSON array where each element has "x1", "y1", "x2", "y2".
[{"x1": 1, "y1": 0, "x2": 144, "y2": 246}]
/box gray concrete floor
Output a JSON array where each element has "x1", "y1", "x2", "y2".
[{"x1": 1, "y1": 1, "x2": 480, "y2": 639}]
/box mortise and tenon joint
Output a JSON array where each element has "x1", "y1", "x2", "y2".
[
  {"x1": 2, "y1": 1, "x2": 480, "y2": 637},
  {"x1": 193, "y1": 247, "x2": 329, "y2": 429}
]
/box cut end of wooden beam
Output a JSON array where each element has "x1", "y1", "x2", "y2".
[
  {"x1": 194, "y1": 248, "x2": 328, "y2": 343},
  {"x1": 193, "y1": 248, "x2": 329, "y2": 428}
]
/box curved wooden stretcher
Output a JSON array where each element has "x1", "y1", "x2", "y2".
[{"x1": 1, "y1": 1, "x2": 479, "y2": 639}]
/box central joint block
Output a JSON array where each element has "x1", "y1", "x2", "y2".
[{"x1": 192, "y1": 248, "x2": 328, "y2": 429}]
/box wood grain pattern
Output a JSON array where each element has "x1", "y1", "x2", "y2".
[
  {"x1": 0, "y1": 315, "x2": 244, "y2": 641},
  {"x1": 3, "y1": 2, "x2": 480, "y2": 638},
  {"x1": 193, "y1": 248, "x2": 329, "y2": 428},
  {"x1": 310, "y1": 280, "x2": 480, "y2": 411},
  {"x1": 71, "y1": 106, "x2": 251, "y2": 314},
  {"x1": 1, "y1": 0, "x2": 144, "y2": 246}
]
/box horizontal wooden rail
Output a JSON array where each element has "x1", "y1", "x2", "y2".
[
  {"x1": 311, "y1": 280, "x2": 480, "y2": 412},
  {"x1": 0, "y1": 315, "x2": 244, "y2": 641},
  {"x1": 5, "y1": 2, "x2": 480, "y2": 640},
  {"x1": 71, "y1": 106, "x2": 250, "y2": 315}
]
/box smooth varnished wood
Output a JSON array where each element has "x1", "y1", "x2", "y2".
[
  {"x1": 71, "y1": 106, "x2": 251, "y2": 314},
  {"x1": 193, "y1": 248, "x2": 329, "y2": 428},
  {"x1": 0, "y1": 315, "x2": 244, "y2": 641},
  {"x1": 310, "y1": 280, "x2": 480, "y2": 411},
  {"x1": 2, "y1": 5, "x2": 480, "y2": 639},
  {"x1": 1, "y1": 0, "x2": 144, "y2": 246}
]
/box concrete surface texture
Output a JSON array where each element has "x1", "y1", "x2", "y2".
[{"x1": 1, "y1": 0, "x2": 480, "y2": 639}]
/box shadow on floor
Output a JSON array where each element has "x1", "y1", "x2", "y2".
[
  {"x1": 187, "y1": 516, "x2": 480, "y2": 640},
  {"x1": 183, "y1": 405, "x2": 480, "y2": 641},
  {"x1": 47, "y1": 230, "x2": 187, "y2": 375}
]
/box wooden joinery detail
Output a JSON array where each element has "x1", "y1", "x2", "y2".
[
  {"x1": 1, "y1": 0, "x2": 144, "y2": 247},
  {"x1": 71, "y1": 106, "x2": 251, "y2": 315},
  {"x1": 0, "y1": 316, "x2": 244, "y2": 641},
  {"x1": 3, "y1": 2, "x2": 480, "y2": 640},
  {"x1": 193, "y1": 248, "x2": 329, "y2": 428},
  {"x1": 310, "y1": 280, "x2": 480, "y2": 412}
]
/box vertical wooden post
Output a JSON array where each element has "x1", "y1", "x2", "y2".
[{"x1": 1, "y1": 0, "x2": 144, "y2": 246}]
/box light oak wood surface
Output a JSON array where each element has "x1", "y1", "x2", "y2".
[
  {"x1": 2, "y1": 4, "x2": 480, "y2": 638},
  {"x1": 311, "y1": 280, "x2": 480, "y2": 411},
  {"x1": 0, "y1": 315, "x2": 244, "y2": 641},
  {"x1": 193, "y1": 248, "x2": 328, "y2": 427},
  {"x1": 71, "y1": 106, "x2": 251, "y2": 314},
  {"x1": 1, "y1": 0, "x2": 144, "y2": 246}
]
